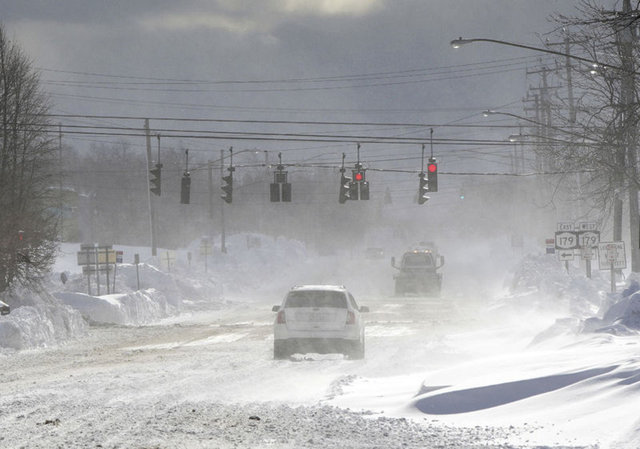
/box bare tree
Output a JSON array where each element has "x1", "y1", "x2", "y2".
[
  {"x1": 541, "y1": 0, "x2": 640, "y2": 270},
  {"x1": 0, "y1": 25, "x2": 58, "y2": 292}
]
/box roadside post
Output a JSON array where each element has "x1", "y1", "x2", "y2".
[
  {"x1": 96, "y1": 245, "x2": 114, "y2": 295},
  {"x1": 112, "y1": 250, "x2": 123, "y2": 293},
  {"x1": 77, "y1": 243, "x2": 95, "y2": 295},
  {"x1": 164, "y1": 251, "x2": 175, "y2": 273},
  {"x1": 94, "y1": 245, "x2": 100, "y2": 295},
  {"x1": 134, "y1": 253, "x2": 140, "y2": 290},
  {"x1": 200, "y1": 238, "x2": 212, "y2": 273}
]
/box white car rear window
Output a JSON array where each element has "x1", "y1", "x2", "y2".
[{"x1": 285, "y1": 291, "x2": 347, "y2": 308}]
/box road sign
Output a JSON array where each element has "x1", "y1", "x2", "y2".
[
  {"x1": 578, "y1": 230, "x2": 600, "y2": 248},
  {"x1": 199, "y1": 238, "x2": 213, "y2": 256},
  {"x1": 77, "y1": 251, "x2": 95, "y2": 266},
  {"x1": 545, "y1": 238, "x2": 555, "y2": 254},
  {"x1": 581, "y1": 246, "x2": 595, "y2": 260},
  {"x1": 597, "y1": 241, "x2": 626, "y2": 270},
  {"x1": 577, "y1": 222, "x2": 597, "y2": 231},
  {"x1": 557, "y1": 222, "x2": 575, "y2": 231},
  {"x1": 555, "y1": 231, "x2": 578, "y2": 250},
  {"x1": 557, "y1": 249, "x2": 574, "y2": 261},
  {"x1": 98, "y1": 249, "x2": 116, "y2": 264}
]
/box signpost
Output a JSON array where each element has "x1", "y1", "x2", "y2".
[
  {"x1": 555, "y1": 230, "x2": 577, "y2": 271},
  {"x1": 598, "y1": 241, "x2": 626, "y2": 293},
  {"x1": 578, "y1": 230, "x2": 599, "y2": 279},
  {"x1": 164, "y1": 251, "x2": 176, "y2": 273},
  {"x1": 134, "y1": 253, "x2": 140, "y2": 290},
  {"x1": 76, "y1": 244, "x2": 120, "y2": 295},
  {"x1": 199, "y1": 238, "x2": 213, "y2": 273},
  {"x1": 554, "y1": 222, "x2": 600, "y2": 277}
]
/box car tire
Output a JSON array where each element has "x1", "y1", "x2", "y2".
[
  {"x1": 274, "y1": 340, "x2": 289, "y2": 360},
  {"x1": 348, "y1": 339, "x2": 365, "y2": 360}
]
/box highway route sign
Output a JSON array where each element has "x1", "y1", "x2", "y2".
[
  {"x1": 578, "y1": 230, "x2": 600, "y2": 248},
  {"x1": 555, "y1": 231, "x2": 578, "y2": 250}
]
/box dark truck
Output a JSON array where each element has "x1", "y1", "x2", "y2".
[{"x1": 391, "y1": 249, "x2": 445, "y2": 296}]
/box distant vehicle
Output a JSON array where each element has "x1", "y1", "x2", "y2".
[
  {"x1": 0, "y1": 299, "x2": 10, "y2": 315},
  {"x1": 391, "y1": 249, "x2": 445, "y2": 296},
  {"x1": 272, "y1": 285, "x2": 369, "y2": 360},
  {"x1": 364, "y1": 247, "x2": 385, "y2": 259}
]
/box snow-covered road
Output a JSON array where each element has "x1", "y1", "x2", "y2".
[{"x1": 0, "y1": 294, "x2": 604, "y2": 448}]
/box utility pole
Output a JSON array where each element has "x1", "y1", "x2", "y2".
[
  {"x1": 527, "y1": 66, "x2": 558, "y2": 172},
  {"x1": 144, "y1": 119, "x2": 157, "y2": 256},
  {"x1": 208, "y1": 160, "x2": 214, "y2": 221},
  {"x1": 58, "y1": 123, "x2": 64, "y2": 242},
  {"x1": 220, "y1": 149, "x2": 227, "y2": 253},
  {"x1": 621, "y1": 0, "x2": 640, "y2": 271}
]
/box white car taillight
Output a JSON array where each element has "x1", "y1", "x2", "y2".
[
  {"x1": 346, "y1": 310, "x2": 355, "y2": 325},
  {"x1": 277, "y1": 310, "x2": 286, "y2": 324}
]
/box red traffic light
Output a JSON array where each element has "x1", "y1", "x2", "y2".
[
  {"x1": 354, "y1": 171, "x2": 364, "y2": 181},
  {"x1": 427, "y1": 163, "x2": 437, "y2": 173}
]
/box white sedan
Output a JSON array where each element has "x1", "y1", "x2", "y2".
[{"x1": 272, "y1": 285, "x2": 369, "y2": 359}]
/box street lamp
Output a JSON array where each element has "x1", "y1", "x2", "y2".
[
  {"x1": 450, "y1": 37, "x2": 634, "y2": 74},
  {"x1": 483, "y1": 110, "x2": 593, "y2": 142}
]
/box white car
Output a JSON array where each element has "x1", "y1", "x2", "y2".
[{"x1": 272, "y1": 285, "x2": 369, "y2": 359}]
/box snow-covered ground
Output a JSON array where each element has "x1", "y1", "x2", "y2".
[{"x1": 1, "y1": 235, "x2": 640, "y2": 448}]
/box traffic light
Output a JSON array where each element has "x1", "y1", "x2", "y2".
[
  {"x1": 427, "y1": 158, "x2": 438, "y2": 192},
  {"x1": 351, "y1": 169, "x2": 370, "y2": 201},
  {"x1": 418, "y1": 173, "x2": 429, "y2": 204},
  {"x1": 180, "y1": 172, "x2": 191, "y2": 204},
  {"x1": 339, "y1": 173, "x2": 351, "y2": 204},
  {"x1": 281, "y1": 182, "x2": 292, "y2": 202},
  {"x1": 221, "y1": 168, "x2": 233, "y2": 204},
  {"x1": 150, "y1": 163, "x2": 162, "y2": 196},
  {"x1": 270, "y1": 169, "x2": 291, "y2": 202},
  {"x1": 360, "y1": 180, "x2": 370, "y2": 200}
]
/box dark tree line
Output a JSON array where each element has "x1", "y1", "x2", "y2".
[{"x1": 0, "y1": 25, "x2": 58, "y2": 293}]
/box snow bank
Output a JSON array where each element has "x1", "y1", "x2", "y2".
[
  {"x1": 0, "y1": 287, "x2": 86, "y2": 350},
  {"x1": 54, "y1": 289, "x2": 173, "y2": 325},
  {"x1": 581, "y1": 275, "x2": 640, "y2": 335},
  {"x1": 503, "y1": 254, "x2": 606, "y2": 319}
]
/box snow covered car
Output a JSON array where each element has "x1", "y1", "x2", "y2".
[
  {"x1": 272, "y1": 285, "x2": 369, "y2": 360},
  {"x1": 0, "y1": 299, "x2": 10, "y2": 315}
]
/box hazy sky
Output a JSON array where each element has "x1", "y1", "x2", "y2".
[{"x1": 0, "y1": 0, "x2": 596, "y2": 171}]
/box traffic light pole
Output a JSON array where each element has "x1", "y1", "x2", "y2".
[{"x1": 144, "y1": 119, "x2": 158, "y2": 257}]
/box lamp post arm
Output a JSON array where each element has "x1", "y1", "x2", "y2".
[
  {"x1": 484, "y1": 110, "x2": 593, "y2": 142},
  {"x1": 451, "y1": 37, "x2": 634, "y2": 74}
]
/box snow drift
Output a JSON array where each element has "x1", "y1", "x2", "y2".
[{"x1": 0, "y1": 286, "x2": 86, "y2": 350}]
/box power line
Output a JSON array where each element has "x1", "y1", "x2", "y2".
[
  {"x1": 37, "y1": 54, "x2": 552, "y2": 85},
  {"x1": 43, "y1": 113, "x2": 523, "y2": 129}
]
